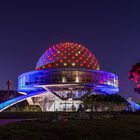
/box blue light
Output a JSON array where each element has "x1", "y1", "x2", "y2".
[
  {"x1": 127, "y1": 100, "x2": 140, "y2": 111},
  {"x1": 0, "y1": 91, "x2": 46, "y2": 111},
  {"x1": 18, "y1": 68, "x2": 119, "y2": 94}
]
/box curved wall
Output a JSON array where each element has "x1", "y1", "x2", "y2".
[{"x1": 18, "y1": 68, "x2": 119, "y2": 94}]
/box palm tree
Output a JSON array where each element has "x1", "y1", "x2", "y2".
[
  {"x1": 7, "y1": 80, "x2": 12, "y2": 90},
  {"x1": 6, "y1": 80, "x2": 12, "y2": 95}
]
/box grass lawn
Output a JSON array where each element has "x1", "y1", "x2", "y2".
[{"x1": 0, "y1": 113, "x2": 140, "y2": 140}]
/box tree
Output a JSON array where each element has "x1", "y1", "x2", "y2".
[
  {"x1": 7, "y1": 80, "x2": 12, "y2": 91},
  {"x1": 6, "y1": 80, "x2": 13, "y2": 98},
  {"x1": 82, "y1": 94, "x2": 127, "y2": 112}
]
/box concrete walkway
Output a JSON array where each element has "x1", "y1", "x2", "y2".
[{"x1": 0, "y1": 119, "x2": 25, "y2": 125}]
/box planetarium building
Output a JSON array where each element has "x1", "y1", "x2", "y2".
[{"x1": 18, "y1": 42, "x2": 119, "y2": 111}]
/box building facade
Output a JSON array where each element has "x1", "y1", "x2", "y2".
[{"x1": 18, "y1": 42, "x2": 119, "y2": 111}]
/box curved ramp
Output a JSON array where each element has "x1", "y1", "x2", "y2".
[
  {"x1": 0, "y1": 91, "x2": 46, "y2": 112},
  {"x1": 127, "y1": 100, "x2": 140, "y2": 111}
]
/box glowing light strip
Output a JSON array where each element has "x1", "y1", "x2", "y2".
[
  {"x1": 0, "y1": 91, "x2": 46, "y2": 112},
  {"x1": 127, "y1": 100, "x2": 140, "y2": 111}
]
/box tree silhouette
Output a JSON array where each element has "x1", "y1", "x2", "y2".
[
  {"x1": 6, "y1": 80, "x2": 12, "y2": 93},
  {"x1": 82, "y1": 94, "x2": 127, "y2": 111}
]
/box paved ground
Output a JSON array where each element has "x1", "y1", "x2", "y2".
[{"x1": 0, "y1": 119, "x2": 25, "y2": 125}]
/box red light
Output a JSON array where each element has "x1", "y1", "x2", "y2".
[{"x1": 37, "y1": 42, "x2": 100, "y2": 70}]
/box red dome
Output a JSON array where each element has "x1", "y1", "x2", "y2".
[{"x1": 36, "y1": 42, "x2": 100, "y2": 70}]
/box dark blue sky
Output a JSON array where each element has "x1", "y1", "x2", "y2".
[{"x1": 0, "y1": 0, "x2": 140, "y2": 101}]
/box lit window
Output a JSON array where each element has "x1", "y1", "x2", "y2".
[
  {"x1": 75, "y1": 77, "x2": 79, "y2": 82},
  {"x1": 62, "y1": 77, "x2": 66, "y2": 83}
]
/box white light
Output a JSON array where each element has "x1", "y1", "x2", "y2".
[
  {"x1": 75, "y1": 77, "x2": 79, "y2": 82},
  {"x1": 19, "y1": 92, "x2": 27, "y2": 95},
  {"x1": 62, "y1": 77, "x2": 66, "y2": 83},
  {"x1": 72, "y1": 63, "x2": 75, "y2": 66}
]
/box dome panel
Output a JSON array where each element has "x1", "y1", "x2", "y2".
[{"x1": 36, "y1": 42, "x2": 100, "y2": 70}]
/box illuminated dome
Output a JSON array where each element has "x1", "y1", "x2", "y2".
[
  {"x1": 36, "y1": 42, "x2": 100, "y2": 70},
  {"x1": 15, "y1": 41, "x2": 119, "y2": 112}
]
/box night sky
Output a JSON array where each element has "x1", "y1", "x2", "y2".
[{"x1": 0, "y1": 0, "x2": 140, "y2": 101}]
